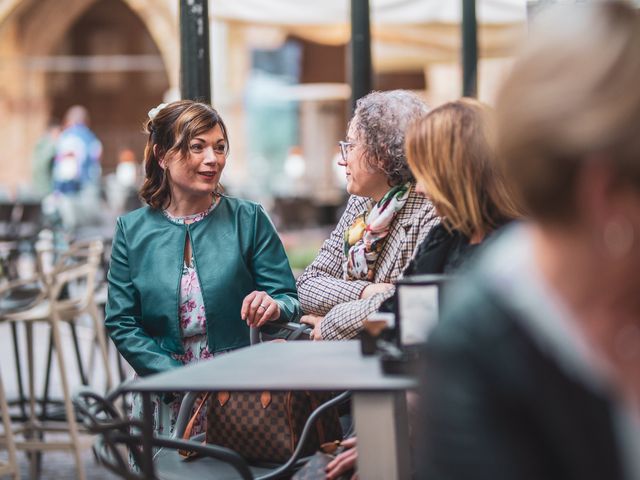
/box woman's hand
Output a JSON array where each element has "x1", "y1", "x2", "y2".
[
  {"x1": 300, "y1": 314, "x2": 324, "y2": 340},
  {"x1": 326, "y1": 437, "x2": 358, "y2": 480},
  {"x1": 241, "y1": 291, "x2": 281, "y2": 328},
  {"x1": 360, "y1": 283, "x2": 393, "y2": 299}
]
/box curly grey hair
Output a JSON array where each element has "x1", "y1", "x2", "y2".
[{"x1": 351, "y1": 90, "x2": 429, "y2": 187}]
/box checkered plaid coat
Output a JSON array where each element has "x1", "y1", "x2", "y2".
[{"x1": 297, "y1": 190, "x2": 438, "y2": 340}]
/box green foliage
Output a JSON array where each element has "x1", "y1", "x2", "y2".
[{"x1": 286, "y1": 244, "x2": 320, "y2": 272}]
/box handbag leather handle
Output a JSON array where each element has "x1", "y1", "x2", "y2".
[
  {"x1": 217, "y1": 391, "x2": 272, "y2": 408},
  {"x1": 179, "y1": 392, "x2": 211, "y2": 458}
]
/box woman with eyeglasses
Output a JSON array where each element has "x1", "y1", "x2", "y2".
[
  {"x1": 105, "y1": 100, "x2": 299, "y2": 439},
  {"x1": 297, "y1": 90, "x2": 437, "y2": 340}
]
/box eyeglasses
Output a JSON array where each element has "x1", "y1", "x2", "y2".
[{"x1": 339, "y1": 141, "x2": 356, "y2": 162}]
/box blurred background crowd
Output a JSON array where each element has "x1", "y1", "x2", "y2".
[{"x1": 0, "y1": 0, "x2": 532, "y2": 275}]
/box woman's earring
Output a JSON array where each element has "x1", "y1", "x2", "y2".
[{"x1": 603, "y1": 217, "x2": 635, "y2": 259}]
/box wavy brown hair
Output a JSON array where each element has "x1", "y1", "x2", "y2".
[
  {"x1": 139, "y1": 100, "x2": 229, "y2": 210},
  {"x1": 406, "y1": 98, "x2": 522, "y2": 239}
]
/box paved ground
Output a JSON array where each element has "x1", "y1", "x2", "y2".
[{"x1": 1, "y1": 437, "x2": 119, "y2": 479}]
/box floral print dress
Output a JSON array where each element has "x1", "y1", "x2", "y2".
[{"x1": 130, "y1": 200, "x2": 219, "y2": 441}]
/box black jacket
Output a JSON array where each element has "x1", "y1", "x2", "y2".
[
  {"x1": 418, "y1": 272, "x2": 624, "y2": 480},
  {"x1": 379, "y1": 224, "x2": 478, "y2": 313}
]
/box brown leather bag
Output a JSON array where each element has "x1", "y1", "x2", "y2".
[{"x1": 182, "y1": 390, "x2": 343, "y2": 464}]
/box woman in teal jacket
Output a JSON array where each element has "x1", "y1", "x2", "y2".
[{"x1": 105, "y1": 100, "x2": 300, "y2": 437}]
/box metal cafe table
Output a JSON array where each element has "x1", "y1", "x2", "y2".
[{"x1": 123, "y1": 340, "x2": 416, "y2": 480}]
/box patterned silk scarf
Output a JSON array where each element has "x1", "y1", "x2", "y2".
[{"x1": 343, "y1": 183, "x2": 411, "y2": 280}]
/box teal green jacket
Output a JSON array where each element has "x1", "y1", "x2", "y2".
[{"x1": 105, "y1": 196, "x2": 300, "y2": 377}]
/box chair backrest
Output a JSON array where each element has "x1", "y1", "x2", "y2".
[
  {"x1": 73, "y1": 387, "x2": 255, "y2": 480},
  {"x1": 73, "y1": 387, "x2": 148, "y2": 480},
  {"x1": 1, "y1": 238, "x2": 105, "y2": 316},
  {"x1": 37, "y1": 239, "x2": 104, "y2": 312}
]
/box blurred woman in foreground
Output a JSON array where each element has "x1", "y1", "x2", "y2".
[{"x1": 420, "y1": 3, "x2": 640, "y2": 479}]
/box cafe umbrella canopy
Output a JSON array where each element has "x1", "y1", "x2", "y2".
[
  {"x1": 206, "y1": 0, "x2": 527, "y2": 66},
  {"x1": 179, "y1": 0, "x2": 527, "y2": 101}
]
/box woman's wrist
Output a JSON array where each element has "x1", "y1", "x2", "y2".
[{"x1": 360, "y1": 282, "x2": 393, "y2": 299}]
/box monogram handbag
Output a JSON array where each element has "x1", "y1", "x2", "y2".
[
  {"x1": 182, "y1": 389, "x2": 343, "y2": 464},
  {"x1": 180, "y1": 329, "x2": 341, "y2": 464}
]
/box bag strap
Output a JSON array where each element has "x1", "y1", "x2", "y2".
[{"x1": 179, "y1": 392, "x2": 211, "y2": 458}]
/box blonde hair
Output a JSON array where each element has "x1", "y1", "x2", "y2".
[
  {"x1": 406, "y1": 98, "x2": 521, "y2": 238},
  {"x1": 496, "y1": 1, "x2": 640, "y2": 223}
]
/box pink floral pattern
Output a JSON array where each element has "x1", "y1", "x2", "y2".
[{"x1": 177, "y1": 269, "x2": 205, "y2": 338}]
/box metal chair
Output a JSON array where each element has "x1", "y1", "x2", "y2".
[
  {"x1": 74, "y1": 386, "x2": 351, "y2": 480},
  {"x1": 2, "y1": 239, "x2": 111, "y2": 480},
  {"x1": 0, "y1": 255, "x2": 50, "y2": 422},
  {"x1": 2, "y1": 240, "x2": 113, "y2": 418}
]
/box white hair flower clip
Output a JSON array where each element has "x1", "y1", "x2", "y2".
[{"x1": 148, "y1": 103, "x2": 168, "y2": 121}]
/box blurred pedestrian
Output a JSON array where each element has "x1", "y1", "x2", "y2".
[
  {"x1": 52, "y1": 105, "x2": 102, "y2": 194},
  {"x1": 104, "y1": 148, "x2": 141, "y2": 214},
  {"x1": 50, "y1": 105, "x2": 103, "y2": 229},
  {"x1": 31, "y1": 120, "x2": 60, "y2": 197},
  {"x1": 420, "y1": 3, "x2": 640, "y2": 479}
]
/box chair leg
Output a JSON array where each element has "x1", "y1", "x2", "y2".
[
  {"x1": 0, "y1": 370, "x2": 21, "y2": 480},
  {"x1": 87, "y1": 333, "x2": 96, "y2": 378},
  {"x1": 89, "y1": 303, "x2": 113, "y2": 391},
  {"x1": 50, "y1": 318, "x2": 86, "y2": 480},
  {"x1": 10, "y1": 322, "x2": 27, "y2": 420},
  {"x1": 40, "y1": 332, "x2": 55, "y2": 420},
  {"x1": 24, "y1": 322, "x2": 40, "y2": 480},
  {"x1": 116, "y1": 344, "x2": 127, "y2": 383},
  {"x1": 69, "y1": 323, "x2": 88, "y2": 386}
]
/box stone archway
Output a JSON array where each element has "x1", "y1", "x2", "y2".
[
  {"x1": 18, "y1": 0, "x2": 179, "y2": 89},
  {"x1": 0, "y1": 0, "x2": 179, "y2": 189}
]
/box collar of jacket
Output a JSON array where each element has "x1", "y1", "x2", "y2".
[
  {"x1": 152, "y1": 203, "x2": 218, "y2": 230},
  {"x1": 397, "y1": 188, "x2": 434, "y2": 228}
]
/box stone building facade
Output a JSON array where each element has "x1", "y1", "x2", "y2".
[
  {"x1": 0, "y1": 0, "x2": 524, "y2": 206},
  {"x1": 0, "y1": 0, "x2": 179, "y2": 191}
]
